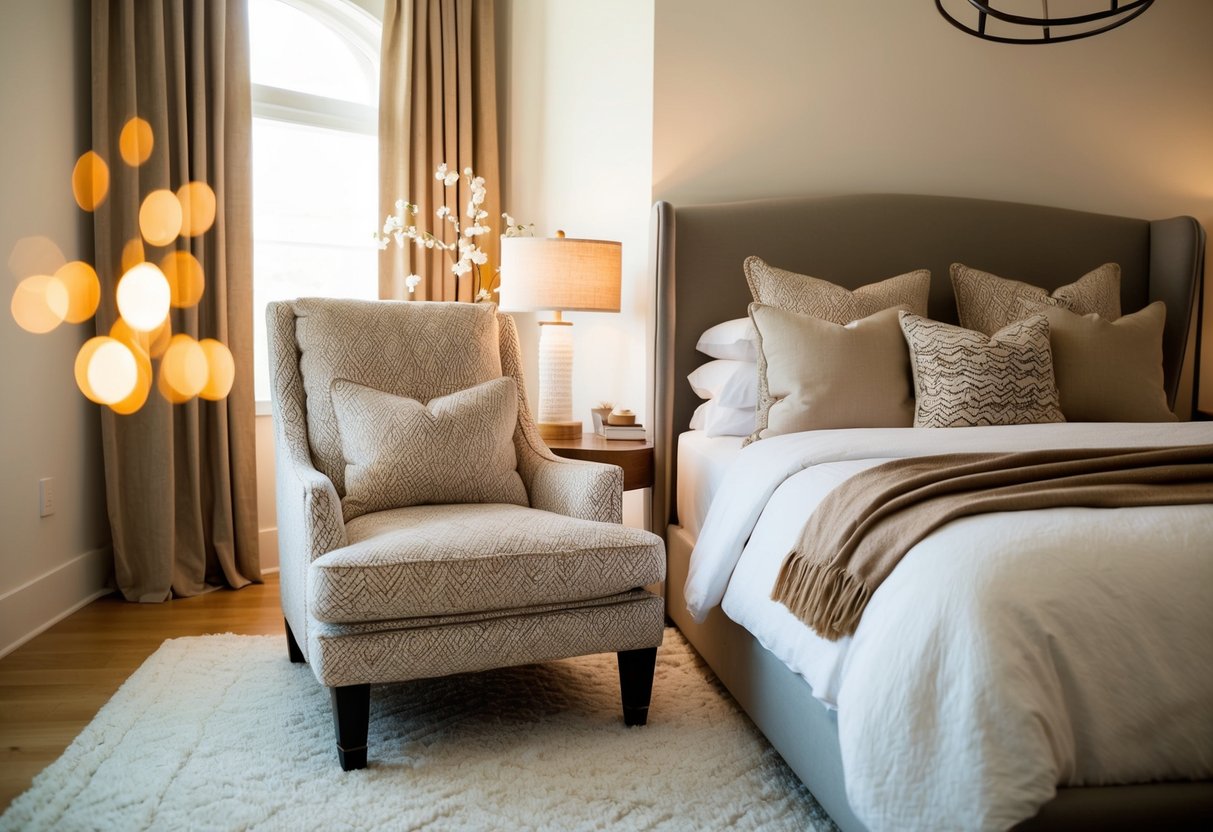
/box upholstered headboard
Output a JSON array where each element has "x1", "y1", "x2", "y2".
[{"x1": 650, "y1": 194, "x2": 1206, "y2": 532}]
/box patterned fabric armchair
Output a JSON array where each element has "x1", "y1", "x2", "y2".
[{"x1": 266, "y1": 298, "x2": 666, "y2": 770}]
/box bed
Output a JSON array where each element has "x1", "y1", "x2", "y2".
[{"x1": 649, "y1": 194, "x2": 1212, "y2": 830}]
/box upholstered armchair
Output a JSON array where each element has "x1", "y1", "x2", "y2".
[{"x1": 266, "y1": 298, "x2": 666, "y2": 770}]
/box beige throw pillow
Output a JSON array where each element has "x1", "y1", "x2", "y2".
[
  {"x1": 950, "y1": 262, "x2": 1120, "y2": 335},
  {"x1": 900, "y1": 312, "x2": 1064, "y2": 428},
  {"x1": 748, "y1": 304, "x2": 914, "y2": 442},
  {"x1": 331, "y1": 376, "x2": 528, "y2": 521},
  {"x1": 742, "y1": 257, "x2": 929, "y2": 445},
  {"x1": 1019, "y1": 300, "x2": 1176, "y2": 423}
]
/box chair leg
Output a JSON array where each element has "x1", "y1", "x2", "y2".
[
  {"x1": 330, "y1": 684, "x2": 371, "y2": 771},
  {"x1": 285, "y1": 619, "x2": 306, "y2": 664},
  {"x1": 617, "y1": 647, "x2": 658, "y2": 727}
]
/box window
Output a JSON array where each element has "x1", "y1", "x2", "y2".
[{"x1": 249, "y1": 0, "x2": 381, "y2": 402}]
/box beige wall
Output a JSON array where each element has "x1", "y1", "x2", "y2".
[
  {"x1": 0, "y1": 0, "x2": 112, "y2": 656},
  {"x1": 499, "y1": 0, "x2": 655, "y2": 527},
  {"x1": 653, "y1": 0, "x2": 1213, "y2": 410}
]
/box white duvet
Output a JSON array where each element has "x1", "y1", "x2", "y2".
[{"x1": 685, "y1": 422, "x2": 1213, "y2": 831}]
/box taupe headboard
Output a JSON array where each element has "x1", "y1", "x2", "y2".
[{"x1": 650, "y1": 194, "x2": 1206, "y2": 532}]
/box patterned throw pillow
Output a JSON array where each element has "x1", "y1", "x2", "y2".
[
  {"x1": 742, "y1": 257, "x2": 929, "y2": 444},
  {"x1": 331, "y1": 376, "x2": 528, "y2": 521},
  {"x1": 950, "y1": 262, "x2": 1120, "y2": 335},
  {"x1": 899, "y1": 312, "x2": 1064, "y2": 428}
]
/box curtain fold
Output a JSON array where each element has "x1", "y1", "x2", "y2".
[
  {"x1": 91, "y1": 0, "x2": 259, "y2": 601},
  {"x1": 379, "y1": 0, "x2": 501, "y2": 302}
]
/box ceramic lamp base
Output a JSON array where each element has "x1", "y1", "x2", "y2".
[{"x1": 537, "y1": 420, "x2": 583, "y2": 440}]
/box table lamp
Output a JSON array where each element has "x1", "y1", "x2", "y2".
[{"x1": 499, "y1": 231, "x2": 622, "y2": 440}]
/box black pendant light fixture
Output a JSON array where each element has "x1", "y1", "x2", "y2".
[{"x1": 935, "y1": 0, "x2": 1154, "y2": 44}]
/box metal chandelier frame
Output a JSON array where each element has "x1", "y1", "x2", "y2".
[{"x1": 935, "y1": 0, "x2": 1155, "y2": 44}]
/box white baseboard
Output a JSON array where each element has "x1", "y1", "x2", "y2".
[
  {"x1": 259, "y1": 526, "x2": 278, "y2": 572},
  {"x1": 0, "y1": 547, "x2": 113, "y2": 659}
]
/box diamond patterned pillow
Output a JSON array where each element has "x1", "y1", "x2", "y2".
[
  {"x1": 331, "y1": 376, "x2": 528, "y2": 522},
  {"x1": 950, "y1": 262, "x2": 1120, "y2": 336},
  {"x1": 899, "y1": 312, "x2": 1064, "y2": 428},
  {"x1": 742, "y1": 257, "x2": 929, "y2": 446}
]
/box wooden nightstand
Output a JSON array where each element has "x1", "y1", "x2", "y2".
[{"x1": 545, "y1": 433, "x2": 654, "y2": 492}]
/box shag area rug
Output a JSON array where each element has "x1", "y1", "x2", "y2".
[{"x1": 1, "y1": 628, "x2": 835, "y2": 831}]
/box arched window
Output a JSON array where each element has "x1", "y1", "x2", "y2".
[{"x1": 249, "y1": 0, "x2": 381, "y2": 402}]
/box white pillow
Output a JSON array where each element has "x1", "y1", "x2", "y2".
[
  {"x1": 690, "y1": 400, "x2": 757, "y2": 437},
  {"x1": 687, "y1": 359, "x2": 758, "y2": 409},
  {"x1": 696, "y1": 317, "x2": 759, "y2": 362}
]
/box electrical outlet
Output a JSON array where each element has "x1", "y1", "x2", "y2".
[{"x1": 39, "y1": 477, "x2": 55, "y2": 517}]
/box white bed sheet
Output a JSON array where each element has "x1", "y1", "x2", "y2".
[
  {"x1": 675, "y1": 430, "x2": 743, "y2": 540},
  {"x1": 686, "y1": 422, "x2": 1213, "y2": 831}
]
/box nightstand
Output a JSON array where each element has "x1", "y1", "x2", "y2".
[{"x1": 545, "y1": 433, "x2": 654, "y2": 492}]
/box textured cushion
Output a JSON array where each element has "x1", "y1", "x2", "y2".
[
  {"x1": 1020, "y1": 301, "x2": 1176, "y2": 423},
  {"x1": 331, "y1": 377, "x2": 528, "y2": 522},
  {"x1": 309, "y1": 503, "x2": 667, "y2": 623},
  {"x1": 744, "y1": 256, "x2": 930, "y2": 320},
  {"x1": 951, "y1": 262, "x2": 1120, "y2": 336},
  {"x1": 748, "y1": 304, "x2": 913, "y2": 441},
  {"x1": 743, "y1": 258, "x2": 929, "y2": 445},
  {"x1": 900, "y1": 312, "x2": 1064, "y2": 428},
  {"x1": 292, "y1": 298, "x2": 502, "y2": 495}
]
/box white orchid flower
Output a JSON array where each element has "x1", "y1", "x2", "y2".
[
  {"x1": 434, "y1": 163, "x2": 448, "y2": 180},
  {"x1": 405, "y1": 274, "x2": 422, "y2": 294}
]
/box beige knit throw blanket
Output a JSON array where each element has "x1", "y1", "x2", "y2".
[{"x1": 771, "y1": 444, "x2": 1213, "y2": 641}]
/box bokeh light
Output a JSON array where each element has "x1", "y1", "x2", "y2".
[
  {"x1": 116, "y1": 262, "x2": 171, "y2": 331},
  {"x1": 160, "y1": 334, "x2": 209, "y2": 401},
  {"x1": 119, "y1": 117, "x2": 154, "y2": 167},
  {"x1": 177, "y1": 182, "x2": 217, "y2": 237},
  {"x1": 75, "y1": 336, "x2": 138, "y2": 404},
  {"x1": 109, "y1": 350, "x2": 153, "y2": 415},
  {"x1": 11, "y1": 274, "x2": 69, "y2": 334},
  {"x1": 139, "y1": 189, "x2": 183, "y2": 247},
  {"x1": 121, "y1": 238, "x2": 146, "y2": 273},
  {"x1": 8, "y1": 236, "x2": 67, "y2": 280},
  {"x1": 161, "y1": 251, "x2": 205, "y2": 307},
  {"x1": 199, "y1": 339, "x2": 236, "y2": 400},
  {"x1": 54, "y1": 261, "x2": 101, "y2": 323},
  {"x1": 71, "y1": 151, "x2": 110, "y2": 211}
]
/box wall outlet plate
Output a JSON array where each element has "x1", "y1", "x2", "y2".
[{"x1": 39, "y1": 477, "x2": 55, "y2": 517}]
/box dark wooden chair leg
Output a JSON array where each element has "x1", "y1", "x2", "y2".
[
  {"x1": 617, "y1": 647, "x2": 658, "y2": 726},
  {"x1": 285, "y1": 619, "x2": 306, "y2": 664},
  {"x1": 330, "y1": 684, "x2": 371, "y2": 771}
]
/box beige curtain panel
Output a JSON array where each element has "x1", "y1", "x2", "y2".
[
  {"x1": 379, "y1": 0, "x2": 502, "y2": 302},
  {"x1": 90, "y1": 0, "x2": 260, "y2": 601}
]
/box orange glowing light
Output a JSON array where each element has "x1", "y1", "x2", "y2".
[
  {"x1": 161, "y1": 251, "x2": 206, "y2": 307},
  {"x1": 198, "y1": 339, "x2": 236, "y2": 400},
  {"x1": 54, "y1": 261, "x2": 101, "y2": 323},
  {"x1": 11, "y1": 274, "x2": 69, "y2": 334},
  {"x1": 71, "y1": 151, "x2": 110, "y2": 211},
  {"x1": 75, "y1": 336, "x2": 138, "y2": 405},
  {"x1": 108, "y1": 350, "x2": 153, "y2": 415},
  {"x1": 160, "y1": 334, "x2": 209, "y2": 400},
  {"x1": 139, "y1": 189, "x2": 183, "y2": 247},
  {"x1": 8, "y1": 236, "x2": 67, "y2": 280},
  {"x1": 121, "y1": 238, "x2": 146, "y2": 273},
  {"x1": 116, "y1": 262, "x2": 171, "y2": 331},
  {"x1": 177, "y1": 182, "x2": 217, "y2": 237},
  {"x1": 118, "y1": 117, "x2": 154, "y2": 167}
]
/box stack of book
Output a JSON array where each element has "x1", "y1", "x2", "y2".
[{"x1": 595, "y1": 422, "x2": 646, "y2": 441}]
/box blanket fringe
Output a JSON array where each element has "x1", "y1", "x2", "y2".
[{"x1": 771, "y1": 556, "x2": 870, "y2": 641}]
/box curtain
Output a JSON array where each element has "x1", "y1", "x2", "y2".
[
  {"x1": 379, "y1": 0, "x2": 501, "y2": 302},
  {"x1": 91, "y1": 0, "x2": 259, "y2": 601}
]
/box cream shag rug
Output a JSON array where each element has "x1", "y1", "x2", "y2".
[{"x1": 1, "y1": 628, "x2": 835, "y2": 831}]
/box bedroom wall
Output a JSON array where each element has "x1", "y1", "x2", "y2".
[
  {"x1": 652, "y1": 0, "x2": 1213, "y2": 413},
  {"x1": 499, "y1": 0, "x2": 655, "y2": 527},
  {"x1": 0, "y1": 0, "x2": 113, "y2": 657}
]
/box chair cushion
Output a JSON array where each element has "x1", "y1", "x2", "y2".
[
  {"x1": 292, "y1": 298, "x2": 502, "y2": 495},
  {"x1": 331, "y1": 377, "x2": 528, "y2": 522},
  {"x1": 308, "y1": 503, "x2": 666, "y2": 623}
]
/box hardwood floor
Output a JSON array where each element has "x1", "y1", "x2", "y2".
[{"x1": 0, "y1": 573, "x2": 283, "y2": 813}]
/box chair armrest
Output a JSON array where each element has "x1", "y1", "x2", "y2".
[
  {"x1": 526, "y1": 454, "x2": 623, "y2": 524},
  {"x1": 276, "y1": 455, "x2": 347, "y2": 565}
]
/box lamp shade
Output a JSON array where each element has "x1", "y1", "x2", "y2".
[{"x1": 498, "y1": 237, "x2": 622, "y2": 313}]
